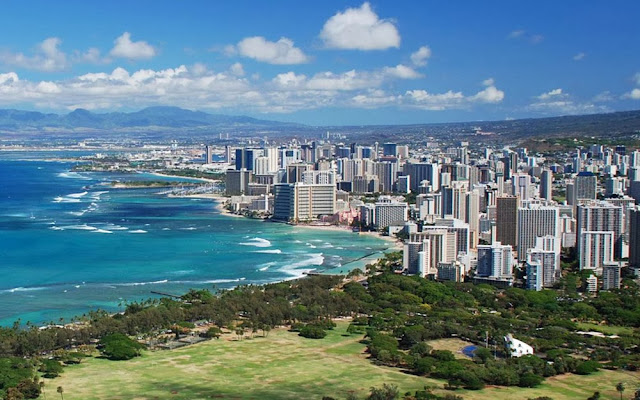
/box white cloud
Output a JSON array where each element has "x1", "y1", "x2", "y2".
[
  {"x1": 482, "y1": 78, "x2": 495, "y2": 86},
  {"x1": 508, "y1": 30, "x2": 543, "y2": 44},
  {"x1": 233, "y1": 36, "x2": 308, "y2": 65},
  {"x1": 628, "y1": 88, "x2": 640, "y2": 100},
  {"x1": 472, "y1": 85, "x2": 505, "y2": 103},
  {"x1": 0, "y1": 63, "x2": 507, "y2": 114},
  {"x1": 351, "y1": 89, "x2": 400, "y2": 107},
  {"x1": 592, "y1": 91, "x2": 614, "y2": 102},
  {"x1": 307, "y1": 70, "x2": 378, "y2": 91},
  {"x1": 73, "y1": 47, "x2": 109, "y2": 64},
  {"x1": 404, "y1": 83, "x2": 505, "y2": 110},
  {"x1": 0, "y1": 72, "x2": 19, "y2": 85},
  {"x1": 382, "y1": 64, "x2": 422, "y2": 79},
  {"x1": 537, "y1": 88, "x2": 563, "y2": 100},
  {"x1": 528, "y1": 88, "x2": 608, "y2": 114},
  {"x1": 109, "y1": 32, "x2": 156, "y2": 60},
  {"x1": 320, "y1": 2, "x2": 400, "y2": 50},
  {"x1": 229, "y1": 62, "x2": 245, "y2": 76},
  {"x1": 0, "y1": 37, "x2": 69, "y2": 71},
  {"x1": 573, "y1": 52, "x2": 586, "y2": 61},
  {"x1": 410, "y1": 46, "x2": 431, "y2": 67}
]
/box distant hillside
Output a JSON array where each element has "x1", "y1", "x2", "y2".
[{"x1": 0, "y1": 106, "x2": 302, "y2": 133}]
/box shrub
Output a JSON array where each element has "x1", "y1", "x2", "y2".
[{"x1": 299, "y1": 325, "x2": 327, "y2": 339}]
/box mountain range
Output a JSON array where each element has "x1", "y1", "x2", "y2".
[{"x1": 0, "y1": 106, "x2": 300, "y2": 133}]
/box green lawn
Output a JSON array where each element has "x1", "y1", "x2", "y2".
[
  {"x1": 576, "y1": 322, "x2": 636, "y2": 336},
  {"x1": 47, "y1": 323, "x2": 640, "y2": 400}
]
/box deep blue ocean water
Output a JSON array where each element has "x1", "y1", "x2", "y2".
[{"x1": 0, "y1": 151, "x2": 389, "y2": 325}]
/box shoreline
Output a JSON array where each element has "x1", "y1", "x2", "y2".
[{"x1": 143, "y1": 171, "x2": 221, "y2": 184}]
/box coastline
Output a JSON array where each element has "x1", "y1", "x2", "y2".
[{"x1": 144, "y1": 171, "x2": 221, "y2": 183}]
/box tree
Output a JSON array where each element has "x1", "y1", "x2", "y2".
[
  {"x1": 99, "y1": 333, "x2": 144, "y2": 361},
  {"x1": 616, "y1": 382, "x2": 625, "y2": 400},
  {"x1": 367, "y1": 384, "x2": 399, "y2": 400},
  {"x1": 56, "y1": 386, "x2": 64, "y2": 400}
]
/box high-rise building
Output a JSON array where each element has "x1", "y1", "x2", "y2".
[
  {"x1": 374, "y1": 197, "x2": 408, "y2": 229},
  {"x1": 205, "y1": 145, "x2": 213, "y2": 164},
  {"x1": 375, "y1": 161, "x2": 398, "y2": 193},
  {"x1": 579, "y1": 231, "x2": 614, "y2": 272},
  {"x1": 272, "y1": 182, "x2": 336, "y2": 222},
  {"x1": 397, "y1": 175, "x2": 410, "y2": 194},
  {"x1": 496, "y1": 196, "x2": 519, "y2": 248},
  {"x1": 404, "y1": 162, "x2": 439, "y2": 192},
  {"x1": 574, "y1": 171, "x2": 597, "y2": 201},
  {"x1": 512, "y1": 173, "x2": 532, "y2": 200},
  {"x1": 602, "y1": 262, "x2": 622, "y2": 290},
  {"x1": 405, "y1": 229, "x2": 455, "y2": 277},
  {"x1": 286, "y1": 163, "x2": 312, "y2": 183},
  {"x1": 526, "y1": 235, "x2": 561, "y2": 288},
  {"x1": 225, "y1": 168, "x2": 251, "y2": 196},
  {"x1": 525, "y1": 261, "x2": 543, "y2": 291},
  {"x1": 476, "y1": 242, "x2": 514, "y2": 279},
  {"x1": 629, "y1": 208, "x2": 640, "y2": 269},
  {"x1": 441, "y1": 181, "x2": 468, "y2": 220},
  {"x1": 540, "y1": 169, "x2": 553, "y2": 201},
  {"x1": 235, "y1": 148, "x2": 263, "y2": 171},
  {"x1": 517, "y1": 203, "x2": 560, "y2": 262},
  {"x1": 576, "y1": 202, "x2": 624, "y2": 258},
  {"x1": 382, "y1": 143, "x2": 397, "y2": 157}
]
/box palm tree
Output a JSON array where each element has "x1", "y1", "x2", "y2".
[
  {"x1": 57, "y1": 386, "x2": 64, "y2": 400},
  {"x1": 616, "y1": 382, "x2": 625, "y2": 400}
]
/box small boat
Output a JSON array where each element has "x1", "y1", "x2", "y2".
[{"x1": 352, "y1": 227, "x2": 360, "y2": 233}]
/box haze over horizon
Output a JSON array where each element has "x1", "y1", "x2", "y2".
[{"x1": 0, "y1": 1, "x2": 639, "y2": 126}]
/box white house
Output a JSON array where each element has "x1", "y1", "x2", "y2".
[{"x1": 504, "y1": 334, "x2": 534, "y2": 357}]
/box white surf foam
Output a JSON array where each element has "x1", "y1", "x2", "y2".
[
  {"x1": 92, "y1": 229, "x2": 113, "y2": 234},
  {"x1": 239, "y1": 237, "x2": 272, "y2": 248},
  {"x1": 280, "y1": 253, "x2": 324, "y2": 279},
  {"x1": 129, "y1": 229, "x2": 147, "y2": 234},
  {"x1": 254, "y1": 249, "x2": 282, "y2": 254},
  {"x1": 57, "y1": 172, "x2": 91, "y2": 180}
]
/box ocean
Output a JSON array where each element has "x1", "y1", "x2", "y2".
[{"x1": 0, "y1": 151, "x2": 390, "y2": 326}]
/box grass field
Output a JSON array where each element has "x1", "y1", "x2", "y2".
[
  {"x1": 426, "y1": 338, "x2": 476, "y2": 360},
  {"x1": 47, "y1": 323, "x2": 640, "y2": 400},
  {"x1": 576, "y1": 322, "x2": 636, "y2": 336}
]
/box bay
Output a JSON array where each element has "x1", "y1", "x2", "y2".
[{"x1": 0, "y1": 151, "x2": 390, "y2": 325}]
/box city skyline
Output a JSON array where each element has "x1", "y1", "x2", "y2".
[{"x1": 0, "y1": 1, "x2": 639, "y2": 125}]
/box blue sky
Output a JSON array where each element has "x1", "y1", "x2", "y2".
[{"x1": 0, "y1": 0, "x2": 638, "y2": 125}]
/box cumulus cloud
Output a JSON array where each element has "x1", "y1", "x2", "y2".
[
  {"x1": 410, "y1": 46, "x2": 431, "y2": 67},
  {"x1": 482, "y1": 78, "x2": 495, "y2": 86},
  {"x1": 320, "y1": 2, "x2": 400, "y2": 50},
  {"x1": 229, "y1": 62, "x2": 245, "y2": 76},
  {"x1": 234, "y1": 36, "x2": 308, "y2": 65},
  {"x1": 0, "y1": 63, "x2": 507, "y2": 114},
  {"x1": 628, "y1": 88, "x2": 640, "y2": 100},
  {"x1": 472, "y1": 85, "x2": 505, "y2": 103},
  {"x1": 573, "y1": 52, "x2": 586, "y2": 61},
  {"x1": 382, "y1": 64, "x2": 422, "y2": 79},
  {"x1": 0, "y1": 37, "x2": 69, "y2": 71},
  {"x1": 528, "y1": 88, "x2": 608, "y2": 114},
  {"x1": 537, "y1": 88, "x2": 563, "y2": 100},
  {"x1": 109, "y1": 32, "x2": 156, "y2": 60}
]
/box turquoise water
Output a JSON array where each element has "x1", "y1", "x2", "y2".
[{"x1": 0, "y1": 152, "x2": 389, "y2": 326}]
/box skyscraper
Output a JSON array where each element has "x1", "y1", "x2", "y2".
[
  {"x1": 517, "y1": 203, "x2": 560, "y2": 262},
  {"x1": 540, "y1": 169, "x2": 553, "y2": 201},
  {"x1": 576, "y1": 201, "x2": 624, "y2": 258},
  {"x1": 496, "y1": 196, "x2": 519, "y2": 248},
  {"x1": 574, "y1": 171, "x2": 597, "y2": 201}
]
